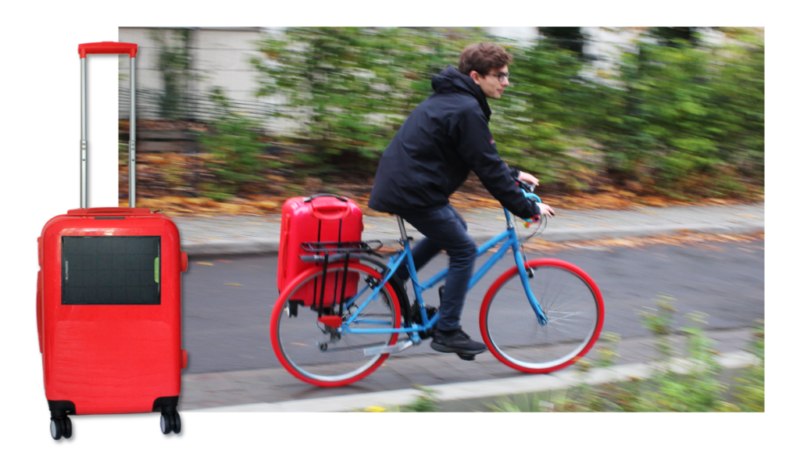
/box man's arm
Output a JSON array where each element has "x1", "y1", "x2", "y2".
[{"x1": 454, "y1": 109, "x2": 536, "y2": 219}]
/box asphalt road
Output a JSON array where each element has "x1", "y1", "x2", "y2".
[{"x1": 181, "y1": 239, "x2": 764, "y2": 375}]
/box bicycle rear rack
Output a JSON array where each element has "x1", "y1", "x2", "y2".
[{"x1": 299, "y1": 240, "x2": 383, "y2": 319}]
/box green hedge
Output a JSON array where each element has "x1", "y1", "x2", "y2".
[{"x1": 245, "y1": 27, "x2": 763, "y2": 198}]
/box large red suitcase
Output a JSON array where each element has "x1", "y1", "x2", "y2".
[
  {"x1": 36, "y1": 42, "x2": 188, "y2": 440},
  {"x1": 277, "y1": 195, "x2": 363, "y2": 307}
]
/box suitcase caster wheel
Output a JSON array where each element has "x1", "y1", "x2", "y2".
[
  {"x1": 457, "y1": 353, "x2": 476, "y2": 361},
  {"x1": 160, "y1": 413, "x2": 172, "y2": 434},
  {"x1": 172, "y1": 412, "x2": 181, "y2": 434},
  {"x1": 50, "y1": 417, "x2": 71, "y2": 440},
  {"x1": 63, "y1": 417, "x2": 72, "y2": 439},
  {"x1": 161, "y1": 411, "x2": 181, "y2": 435}
]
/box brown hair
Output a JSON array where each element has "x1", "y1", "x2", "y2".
[{"x1": 458, "y1": 43, "x2": 513, "y2": 75}]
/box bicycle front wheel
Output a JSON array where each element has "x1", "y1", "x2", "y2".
[
  {"x1": 480, "y1": 258, "x2": 604, "y2": 373},
  {"x1": 271, "y1": 262, "x2": 401, "y2": 387}
]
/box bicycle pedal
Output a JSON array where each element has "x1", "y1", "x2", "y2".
[{"x1": 457, "y1": 353, "x2": 476, "y2": 361}]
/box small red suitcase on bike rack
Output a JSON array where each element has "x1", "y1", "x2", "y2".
[
  {"x1": 36, "y1": 42, "x2": 188, "y2": 440},
  {"x1": 277, "y1": 194, "x2": 363, "y2": 307}
]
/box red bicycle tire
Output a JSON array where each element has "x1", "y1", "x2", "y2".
[
  {"x1": 479, "y1": 258, "x2": 605, "y2": 373},
  {"x1": 270, "y1": 262, "x2": 401, "y2": 387}
]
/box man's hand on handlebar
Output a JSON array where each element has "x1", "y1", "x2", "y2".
[
  {"x1": 513, "y1": 173, "x2": 554, "y2": 218},
  {"x1": 517, "y1": 171, "x2": 539, "y2": 186},
  {"x1": 537, "y1": 202, "x2": 555, "y2": 218}
]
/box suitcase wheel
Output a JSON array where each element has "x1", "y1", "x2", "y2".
[
  {"x1": 50, "y1": 416, "x2": 72, "y2": 440},
  {"x1": 160, "y1": 411, "x2": 181, "y2": 435}
]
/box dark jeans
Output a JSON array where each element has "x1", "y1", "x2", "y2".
[{"x1": 394, "y1": 204, "x2": 477, "y2": 331}]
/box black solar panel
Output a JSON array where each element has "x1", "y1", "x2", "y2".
[{"x1": 61, "y1": 236, "x2": 161, "y2": 305}]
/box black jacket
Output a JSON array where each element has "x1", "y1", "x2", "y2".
[{"x1": 368, "y1": 65, "x2": 537, "y2": 219}]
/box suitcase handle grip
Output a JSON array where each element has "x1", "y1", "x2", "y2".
[
  {"x1": 79, "y1": 42, "x2": 138, "y2": 58},
  {"x1": 304, "y1": 194, "x2": 348, "y2": 203},
  {"x1": 310, "y1": 204, "x2": 352, "y2": 221}
]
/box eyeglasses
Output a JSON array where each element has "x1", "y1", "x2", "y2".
[{"x1": 486, "y1": 72, "x2": 510, "y2": 81}]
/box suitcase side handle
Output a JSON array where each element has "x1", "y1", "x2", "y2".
[
  {"x1": 303, "y1": 194, "x2": 348, "y2": 203},
  {"x1": 67, "y1": 207, "x2": 151, "y2": 216},
  {"x1": 78, "y1": 42, "x2": 138, "y2": 58}
]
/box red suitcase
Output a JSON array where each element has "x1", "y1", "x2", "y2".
[
  {"x1": 36, "y1": 42, "x2": 188, "y2": 440},
  {"x1": 277, "y1": 195, "x2": 363, "y2": 307}
]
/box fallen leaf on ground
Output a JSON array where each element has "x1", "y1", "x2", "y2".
[
  {"x1": 225, "y1": 283, "x2": 243, "y2": 287},
  {"x1": 196, "y1": 262, "x2": 214, "y2": 266}
]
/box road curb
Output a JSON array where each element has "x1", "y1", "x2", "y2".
[
  {"x1": 182, "y1": 223, "x2": 764, "y2": 257},
  {"x1": 192, "y1": 350, "x2": 759, "y2": 412}
]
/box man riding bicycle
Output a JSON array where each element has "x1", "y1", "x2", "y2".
[{"x1": 368, "y1": 42, "x2": 556, "y2": 358}]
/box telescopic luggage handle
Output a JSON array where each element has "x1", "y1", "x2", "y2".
[
  {"x1": 78, "y1": 42, "x2": 138, "y2": 58},
  {"x1": 79, "y1": 41, "x2": 138, "y2": 208}
]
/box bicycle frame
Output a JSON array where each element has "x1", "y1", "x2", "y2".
[{"x1": 341, "y1": 192, "x2": 547, "y2": 340}]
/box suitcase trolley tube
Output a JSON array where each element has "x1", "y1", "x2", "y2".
[{"x1": 36, "y1": 42, "x2": 189, "y2": 440}]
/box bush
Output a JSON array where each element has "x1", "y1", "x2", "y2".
[
  {"x1": 590, "y1": 32, "x2": 764, "y2": 197},
  {"x1": 198, "y1": 88, "x2": 281, "y2": 200},
  {"x1": 248, "y1": 28, "x2": 762, "y2": 197}
]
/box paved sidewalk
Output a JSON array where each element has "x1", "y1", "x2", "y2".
[
  {"x1": 175, "y1": 202, "x2": 764, "y2": 256},
  {"x1": 179, "y1": 327, "x2": 758, "y2": 411}
]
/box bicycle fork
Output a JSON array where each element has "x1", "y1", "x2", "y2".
[{"x1": 511, "y1": 227, "x2": 548, "y2": 326}]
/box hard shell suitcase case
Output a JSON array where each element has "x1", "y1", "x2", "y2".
[
  {"x1": 36, "y1": 42, "x2": 188, "y2": 440},
  {"x1": 277, "y1": 194, "x2": 363, "y2": 307}
]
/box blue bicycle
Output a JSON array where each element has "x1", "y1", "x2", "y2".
[{"x1": 271, "y1": 183, "x2": 605, "y2": 387}]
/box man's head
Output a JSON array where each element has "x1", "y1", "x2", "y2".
[{"x1": 458, "y1": 43, "x2": 512, "y2": 99}]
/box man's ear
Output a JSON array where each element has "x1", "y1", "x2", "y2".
[{"x1": 469, "y1": 70, "x2": 482, "y2": 84}]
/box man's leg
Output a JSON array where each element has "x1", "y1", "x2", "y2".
[{"x1": 400, "y1": 204, "x2": 477, "y2": 332}]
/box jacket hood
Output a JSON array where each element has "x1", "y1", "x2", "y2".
[{"x1": 431, "y1": 65, "x2": 492, "y2": 120}]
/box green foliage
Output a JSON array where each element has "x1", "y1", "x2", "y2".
[
  {"x1": 354, "y1": 385, "x2": 439, "y2": 414},
  {"x1": 487, "y1": 392, "x2": 561, "y2": 412},
  {"x1": 639, "y1": 294, "x2": 678, "y2": 358},
  {"x1": 151, "y1": 29, "x2": 193, "y2": 120},
  {"x1": 732, "y1": 321, "x2": 765, "y2": 411},
  {"x1": 198, "y1": 87, "x2": 278, "y2": 200},
  {"x1": 643, "y1": 311, "x2": 729, "y2": 412},
  {"x1": 486, "y1": 297, "x2": 762, "y2": 413},
  {"x1": 398, "y1": 386, "x2": 439, "y2": 412},
  {"x1": 200, "y1": 27, "x2": 769, "y2": 197},
  {"x1": 590, "y1": 34, "x2": 764, "y2": 196},
  {"x1": 537, "y1": 27, "x2": 589, "y2": 58},
  {"x1": 251, "y1": 27, "x2": 486, "y2": 177},
  {"x1": 491, "y1": 39, "x2": 600, "y2": 191}
]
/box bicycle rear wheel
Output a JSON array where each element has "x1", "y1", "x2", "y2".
[
  {"x1": 480, "y1": 258, "x2": 604, "y2": 373},
  {"x1": 271, "y1": 262, "x2": 401, "y2": 387}
]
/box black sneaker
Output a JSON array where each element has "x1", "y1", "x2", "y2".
[{"x1": 431, "y1": 328, "x2": 487, "y2": 355}]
